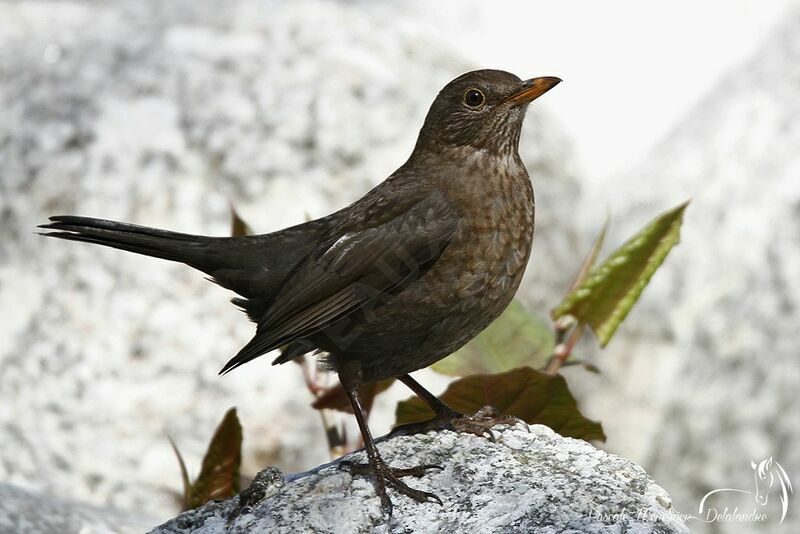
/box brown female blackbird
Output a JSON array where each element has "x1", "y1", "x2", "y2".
[{"x1": 40, "y1": 69, "x2": 561, "y2": 516}]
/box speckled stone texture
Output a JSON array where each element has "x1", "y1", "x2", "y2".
[{"x1": 151, "y1": 425, "x2": 689, "y2": 534}]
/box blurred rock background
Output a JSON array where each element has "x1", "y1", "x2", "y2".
[{"x1": 0, "y1": 0, "x2": 797, "y2": 532}]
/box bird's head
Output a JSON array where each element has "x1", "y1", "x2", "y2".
[{"x1": 415, "y1": 69, "x2": 561, "y2": 156}]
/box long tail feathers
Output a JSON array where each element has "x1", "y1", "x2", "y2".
[
  {"x1": 39, "y1": 215, "x2": 210, "y2": 266},
  {"x1": 41, "y1": 215, "x2": 323, "y2": 376}
]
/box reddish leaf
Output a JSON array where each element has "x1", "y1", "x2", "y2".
[
  {"x1": 184, "y1": 407, "x2": 243, "y2": 510},
  {"x1": 230, "y1": 205, "x2": 252, "y2": 237},
  {"x1": 168, "y1": 436, "x2": 192, "y2": 510},
  {"x1": 312, "y1": 379, "x2": 394, "y2": 415},
  {"x1": 395, "y1": 367, "x2": 605, "y2": 442}
]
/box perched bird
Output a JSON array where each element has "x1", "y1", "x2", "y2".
[{"x1": 40, "y1": 69, "x2": 560, "y2": 515}]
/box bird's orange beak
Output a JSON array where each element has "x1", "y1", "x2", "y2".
[{"x1": 505, "y1": 76, "x2": 562, "y2": 105}]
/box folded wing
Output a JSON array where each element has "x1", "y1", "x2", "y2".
[{"x1": 219, "y1": 191, "x2": 459, "y2": 374}]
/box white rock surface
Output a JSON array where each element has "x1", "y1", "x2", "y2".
[
  {"x1": 0, "y1": 0, "x2": 579, "y2": 523},
  {"x1": 152, "y1": 425, "x2": 689, "y2": 534}
]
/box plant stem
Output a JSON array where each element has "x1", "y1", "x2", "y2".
[
  {"x1": 298, "y1": 354, "x2": 348, "y2": 458},
  {"x1": 546, "y1": 320, "x2": 585, "y2": 375}
]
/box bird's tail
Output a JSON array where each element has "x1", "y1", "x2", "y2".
[
  {"x1": 39, "y1": 215, "x2": 215, "y2": 268},
  {"x1": 40, "y1": 214, "x2": 329, "y2": 327}
]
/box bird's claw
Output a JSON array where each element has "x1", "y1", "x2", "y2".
[
  {"x1": 391, "y1": 404, "x2": 527, "y2": 441},
  {"x1": 455, "y1": 405, "x2": 528, "y2": 439},
  {"x1": 340, "y1": 458, "x2": 443, "y2": 516},
  {"x1": 389, "y1": 405, "x2": 462, "y2": 437}
]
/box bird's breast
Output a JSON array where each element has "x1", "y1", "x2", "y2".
[
  {"x1": 427, "y1": 149, "x2": 534, "y2": 313},
  {"x1": 346, "y1": 151, "x2": 535, "y2": 379},
  {"x1": 462, "y1": 184, "x2": 530, "y2": 293}
]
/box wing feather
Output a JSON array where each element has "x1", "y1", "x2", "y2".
[{"x1": 219, "y1": 191, "x2": 458, "y2": 374}]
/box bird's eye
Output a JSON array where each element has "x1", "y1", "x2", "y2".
[{"x1": 464, "y1": 88, "x2": 485, "y2": 108}]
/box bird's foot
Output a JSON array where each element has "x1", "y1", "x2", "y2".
[
  {"x1": 391, "y1": 405, "x2": 527, "y2": 441},
  {"x1": 340, "y1": 457, "x2": 443, "y2": 516},
  {"x1": 388, "y1": 403, "x2": 465, "y2": 437},
  {"x1": 452, "y1": 405, "x2": 528, "y2": 441}
]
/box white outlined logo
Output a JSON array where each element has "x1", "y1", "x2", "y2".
[{"x1": 698, "y1": 457, "x2": 793, "y2": 524}]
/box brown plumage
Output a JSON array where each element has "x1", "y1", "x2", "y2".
[{"x1": 39, "y1": 69, "x2": 561, "y2": 516}]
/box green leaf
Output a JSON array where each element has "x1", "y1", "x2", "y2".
[
  {"x1": 182, "y1": 407, "x2": 243, "y2": 510},
  {"x1": 552, "y1": 201, "x2": 689, "y2": 346},
  {"x1": 395, "y1": 367, "x2": 605, "y2": 442},
  {"x1": 230, "y1": 205, "x2": 252, "y2": 237},
  {"x1": 431, "y1": 300, "x2": 554, "y2": 376}
]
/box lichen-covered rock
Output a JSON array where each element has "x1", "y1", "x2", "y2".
[{"x1": 152, "y1": 425, "x2": 689, "y2": 534}]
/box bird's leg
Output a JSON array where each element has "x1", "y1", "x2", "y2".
[
  {"x1": 390, "y1": 374, "x2": 526, "y2": 440},
  {"x1": 337, "y1": 362, "x2": 442, "y2": 517},
  {"x1": 392, "y1": 374, "x2": 462, "y2": 429}
]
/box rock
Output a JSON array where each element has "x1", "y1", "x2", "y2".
[
  {"x1": 0, "y1": 0, "x2": 580, "y2": 522},
  {"x1": 151, "y1": 425, "x2": 688, "y2": 534},
  {"x1": 0, "y1": 483, "x2": 156, "y2": 534}
]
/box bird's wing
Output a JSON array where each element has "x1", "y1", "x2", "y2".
[{"x1": 219, "y1": 190, "x2": 459, "y2": 374}]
